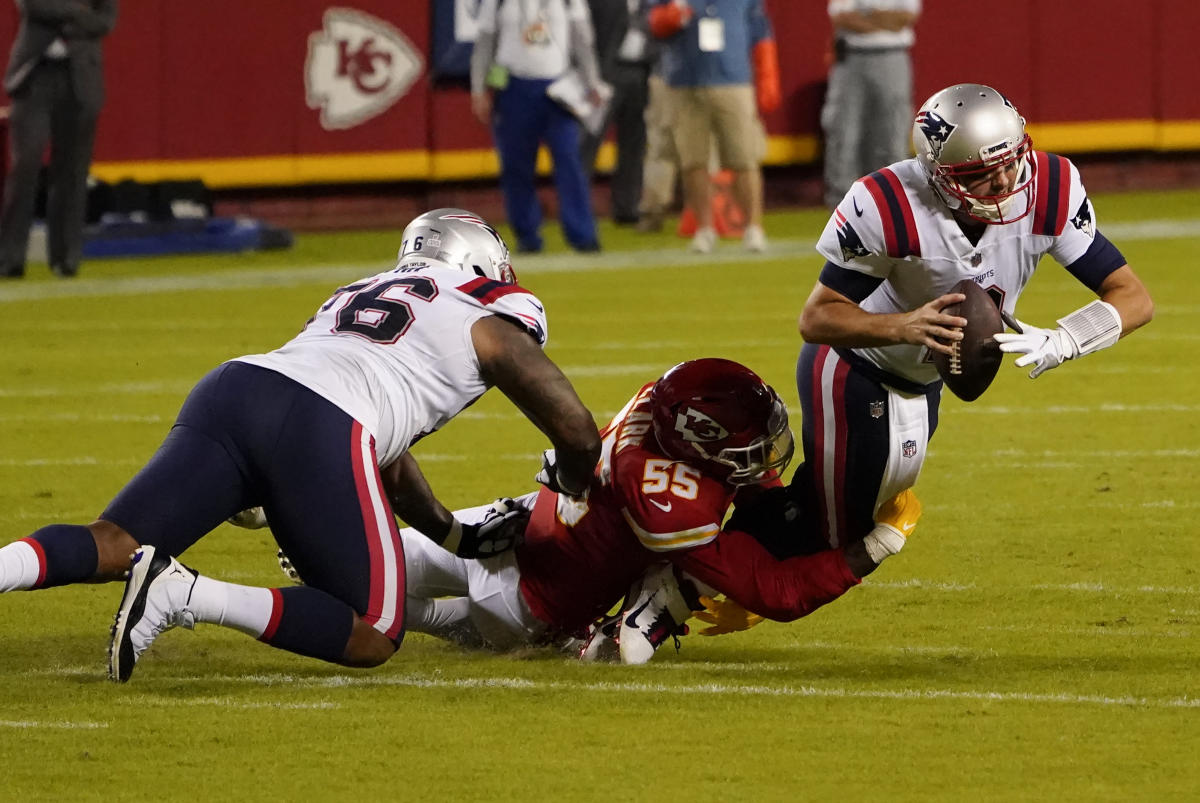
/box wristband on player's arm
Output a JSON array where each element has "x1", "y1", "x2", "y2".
[{"x1": 1057, "y1": 299, "x2": 1123, "y2": 357}]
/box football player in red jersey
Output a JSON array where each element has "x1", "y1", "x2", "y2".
[{"x1": 319, "y1": 358, "x2": 920, "y2": 661}]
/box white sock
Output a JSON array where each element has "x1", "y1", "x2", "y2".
[
  {"x1": 0, "y1": 541, "x2": 42, "y2": 592},
  {"x1": 186, "y1": 575, "x2": 275, "y2": 638},
  {"x1": 406, "y1": 595, "x2": 470, "y2": 633}
]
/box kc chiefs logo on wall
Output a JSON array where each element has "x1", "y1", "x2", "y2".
[{"x1": 305, "y1": 8, "x2": 424, "y2": 130}]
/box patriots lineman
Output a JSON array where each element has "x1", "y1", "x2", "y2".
[
  {"x1": 734, "y1": 83, "x2": 1153, "y2": 556},
  {"x1": 0, "y1": 209, "x2": 602, "y2": 682}
]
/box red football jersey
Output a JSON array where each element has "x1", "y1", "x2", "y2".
[{"x1": 517, "y1": 384, "x2": 861, "y2": 635}]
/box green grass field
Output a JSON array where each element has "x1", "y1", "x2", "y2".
[{"x1": 1, "y1": 191, "x2": 1198, "y2": 801}]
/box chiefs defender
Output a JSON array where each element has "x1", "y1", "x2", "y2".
[{"x1": 384, "y1": 358, "x2": 921, "y2": 660}]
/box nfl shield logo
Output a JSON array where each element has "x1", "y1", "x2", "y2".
[
  {"x1": 869, "y1": 400, "x2": 884, "y2": 419},
  {"x1": 902, "y1": 439, "x2": 917, "y2": 458},
  {"x1": 971, "y1": 253, "x2": 982, "y2": 267}
]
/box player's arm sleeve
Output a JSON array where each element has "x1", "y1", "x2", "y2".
[
  {"x1": 675, "y1": 529, "x2": 861, "y2": 621},
  {"x1": 814, "y1": 182, "x2": 897, "y2": 282},
  {"x1": 1048, "y1": 159, "x2": 1127, "y2": 293},
  {"x1": 818, "y1": 261, "x2": 885, "y2": 303}
]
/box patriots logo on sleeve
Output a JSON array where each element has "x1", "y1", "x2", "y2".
[
  {"x1": 1070, "y1": 197, "x2": 1095, "y2": 238},
  {"x1": 915, "y1": 110, "x2": 957, "y2": 159},
  {"x1": 835, "y1": 208, "x2": 870, "y2": 262}
]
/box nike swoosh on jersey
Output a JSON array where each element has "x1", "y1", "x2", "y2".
[
  {"x1": 853, "y1": 198, "x2": 864, "y2": 217},
  {"x1": 648, "y1": 498, "x2": 672, "y2": 513}
]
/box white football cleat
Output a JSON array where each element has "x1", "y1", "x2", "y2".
[
  {"x1": 108, "y1": 545, "x2": 197, "y2": 683},
  {"x1": 617, "y1": 564, "x2": 693, "y2": 665},
  {"x1": 578, "y1": 614, "x2": 622, "y2": 663}
]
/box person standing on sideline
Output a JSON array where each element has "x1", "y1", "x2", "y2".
[
  {"x1": 634, "y1": 58, "x2": 679, "y2": 233},
  {"x1": 471, "y1": 0, "x2": 604, "y2": 254},
  {"x1": 579, "y1": 0, "x2": 655, "y2": 227},
  {"x1": 820, "y1": 0, "x2": 920, "y2": 209},
  {"x1": 647, "y1": 0, "x2": 780, "y2": 254},
  {"x1": 0, "y1": 0, "x2": 117, "y2": 279}
]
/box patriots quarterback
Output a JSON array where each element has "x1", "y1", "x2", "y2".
[{"x1": 733, "y1": 83, "x2": 1153, "y2": 558}]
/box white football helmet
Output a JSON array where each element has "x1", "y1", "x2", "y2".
[
  {"x1": 398, "y1": 208, "x2": 516, "y2": 283},
  {"x1": 912, "y1": 84, "x2": 1035, "y2": 224}
]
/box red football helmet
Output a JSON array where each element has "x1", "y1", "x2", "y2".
[{"x1": 649, "y1": 359, "x2": 795, "y2": 486}]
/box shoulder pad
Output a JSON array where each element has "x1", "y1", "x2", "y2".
[
  {"x1": 1031, "y1": 151, "x2": 1073, "y2": 237},
  {"x1": 455, "y1": 277, "x2": 548, "y2": 346},
  {"x1": 859, "y1": 168, "x2": 922, "y2": 258}
]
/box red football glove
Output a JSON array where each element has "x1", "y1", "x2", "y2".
[{"x1": 752, "y1": 39, "x2": 781, "y2": 114}]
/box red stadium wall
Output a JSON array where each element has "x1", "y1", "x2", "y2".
[{"x1": 0, "y1": 0, "x2": 1195, "y2": 188}]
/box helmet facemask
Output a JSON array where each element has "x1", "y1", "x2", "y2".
[
  {"x1": 931, "y1": 135, "x2": 1036, "y2": 224},
  {"x1": 913, "y1": 84, "x2": 1037, "y2": 225},
  {"x1": 695, "y1": 393, "x2": 795, "y2": 486}
]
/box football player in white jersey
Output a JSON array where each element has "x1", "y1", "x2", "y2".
[
  {"x1": 731, "y1": 83, "x2": 1153, "y2": 558},
  {"x1": 0, "y1": 209, "x2": 602, "y2": 682}
]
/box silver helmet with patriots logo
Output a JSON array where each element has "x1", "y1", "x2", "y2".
[
  {"x1": 912, "y1": 84, "x2": 1036, "y2": 224},
  {"x1": 398, "y1": 208, "x2": 516, "y2": 283}
]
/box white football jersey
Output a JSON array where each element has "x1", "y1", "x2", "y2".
[
  {"x1": 236, "y1": 262, "x2": 548, "y2": 466},
  {"x1": 815, "y1": 152, "x2": 1110, "y2": 385}
]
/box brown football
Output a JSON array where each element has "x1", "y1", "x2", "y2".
[{"x1": 931, "y1": 279, "x2": 1004, "y2": 402}]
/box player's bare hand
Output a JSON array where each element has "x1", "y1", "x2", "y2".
[{"x1": 899, "y1": 293, "x2": 967, "y2": 355}]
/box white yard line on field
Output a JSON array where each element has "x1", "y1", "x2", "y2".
[
  {"x1": 956, "y1": 403, "x2": 1200, "y2": 415},
  {"x1": 26, "y1": 665, "x2": 1196, "y2": 710},
  {"x1": 170, "y1": 671, "x2": 1200, "y2": 711},
  {"x1": 866, "y1": 578, "x2": 1199, "y2": 596},
  {"x1": 0, "y1": 718, "x2": 108, "y2": 729}
]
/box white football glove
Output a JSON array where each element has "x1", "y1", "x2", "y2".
[
  {"x1": 534, "y1": 449, "x2": 588, "y2": 498},
  {"x1": 993, "y1": 319, "x2": 1076, "y2": 378},
  {"x1": 441, "y1": 498, "x2": 529, "y2": 558},
  {"x1": 993, "y1": 300, "x2": 1122, "y2": 379}
]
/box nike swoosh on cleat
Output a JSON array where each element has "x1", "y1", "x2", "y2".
[{"x1": 648, "y1": 498, "x2": 672, "y2": 513}]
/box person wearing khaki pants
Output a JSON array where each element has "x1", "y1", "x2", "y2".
[{"x1": 646, "y1": 0, "x2": 779, "y2": 253}]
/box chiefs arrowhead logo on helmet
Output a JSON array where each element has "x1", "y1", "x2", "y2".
[{"x1": 674, "y1": 408, "x2": 730, "y2": 443}]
